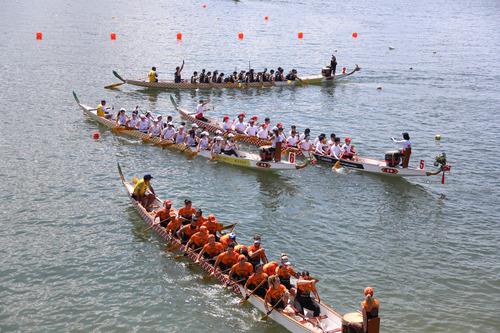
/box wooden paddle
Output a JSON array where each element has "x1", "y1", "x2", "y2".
[
  {"x1": 261, "y1": 300, "x2": 282, "y2": 320},
  {"x1": 111, "y1": 126, "x2": 135, "y2": 133},
  {"x1": 239, "y1": 279, "x2": 266, "y2": 304},
  {"x1": 220, "y1": 223, "x2": 237, "y2": 231},
  {"x1": 104, "y1": 82, "x2": 125, "y2": 89}
]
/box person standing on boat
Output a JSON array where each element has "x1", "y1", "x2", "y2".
[
  {"x1": 174, "y1": 60, "x2": 185, "y2": 83},
  {"x1": 195, "y1": 99, "x2": 210, "y2": 122},
  {"x1": 244, "y1": 264, "x2": 269, "y2": 298},
  {"x1": 330, "y1": 55, "x2": 337, "y2": 76},
  {"x1": 357, "y1": 287, "x2": 380, "y2": 333},
  {"x1": 264, "y1": 276, "x2": 289, "y2": 312},
  {"x1": 392, "y1": 132, "x2": 412, "y2": 168},
  {"x1": 148, "y1": 67, "x2": 158, "y2": 83},
  {"x1": 294, "y1": 271, "x2": 321, "y2": 317},
  {"x1": 270, "y1": 127, "x2": 285, "y2": 162},
  {"x1": 132, "y1": 174, "x2": 156, "y2": 211}
]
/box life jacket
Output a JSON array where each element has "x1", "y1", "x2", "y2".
[
  {"x1": 219, "y1": 250, "x2": 239, "y2": 266},
  {"x1": 203, "y1": 242, "x2": 224, "y2": 257},
  {"x1": 97, "y1": 104, "x2": 105, "y2": 117},
  {"x1": 190, "y1": 231, "x2": 209, "y2": 247},
  {"x1": 133, "y1": 179, "x2": 148, "y2": 197}
]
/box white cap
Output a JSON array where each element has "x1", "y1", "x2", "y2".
[
  {"x1": 119, "y1": 108, "x2": 126, "y2": 112},
  {"x1": 167, "y1": 122, "x2": 174, "y2": 126},
  {"x1": 179, "y1": 125, "x2": 184, "y2": 129},
  {"x1": 227, "y1": 133, "x2": 235, "y2": 138},
  {"x1": 215, "y1": 130, "x2": 222, "y2": 135},
  {"x1": 140, "y1": 114, "x2": 146, "y2": 119},
  {"x1": 201, "y1": 131, "x2": 209, "y2": 136},
  {"x1": 191, "y1": 123, "x2": 199, "y2": 128},
  {"x1": 215, "y1": 136, "x2": 223, "y2": 141}
]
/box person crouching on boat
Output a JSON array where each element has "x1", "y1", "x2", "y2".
[
  {"x1": 174, "y1": 125, "x2": 187, "y2": 144},
  {"x1": 148, "y1": 67, "x2": 158, "y2": 83},
  {"x1": 265, "y1": 276, "x2": 289, "y2": 312},
  {"x1": 186, "y1": 225, "x2": 209, "y2": 251},
  {"x1": 161, "y1": 122, "x2": 176, "y2": 141},
  {"x1": 138, "y1": 114, "x2": 150, "y2": 133},
  {"x1": 195, "y1": 99, "x2": 210, "y2": 122},
  {"x1": 329, "y1": 137, "x2": 343, "y2": 159},
  {"x1": 229, "y1": 255, "x2": 254, "y2": 284},
  {"x1": 223, "y1": 134, "x2": 239, "y2": 157},
  {"x1": 115, "y1": 108, "x2": 128, "y2": 127},
  {"x1": 177, "y1": 219, "x2": 199, "y2": 244},
  {"x1": 196, "y1": 234, "x2": 224, "y2": 264},
  {"x1": 341, "y1": 137, "x2": 356, "y2": 160},
  {"x1": 148, "y1": 119, "x2": 162, "y2": 138},
  {"x1": 213, "y1": 242, "x2": 240, "y2": 274},
  {"x1": 392, "y1": 132, "x2": 412, "y2": 168},
  {"x1": 245, "y1": 116, "x2": 259, "y2": 137},
  {"x1": 294, "y1": 271, "x2": 321, "y2": 317},
  {"x1": 244, "y1": 264, "x2": 269, "y2": 298},
  {"x1": 275, "y1": 254, "x2": 298, "y2": 290},
  {"x1": 178, "y1": 199, "x2": 196, "y2": 225},
  {"x1": 132, "y1": 174, "x2": 156, "y2": 211},
  {"x1": 234, "y1": 113, "x2": 247, "y2": 134}
]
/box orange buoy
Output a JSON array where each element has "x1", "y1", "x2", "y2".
[
  {"x1": 176, "y1": 32, "x2": 182, "y2": 40},
  {"x1": 298, "y1": 32, "x2": 303, "y2": 39},
  {"x1": 36, "y1": 32, "x2": 43, "y2": 40},
  {"x1": 93, "y1": 132, "x2": 100, "y2": 140},
  {"x1": 264, "y1": 16, "x2": 269, "y2": 20},
  {"x1": 110, "y1": 32, "x2": 117, "y2": 40},
  {"x1": 238, "y1": 32, "x2": 244, "y2": 40},
  {"x1": 352, "y1": 32, "x2": 358, "y2": 38}
]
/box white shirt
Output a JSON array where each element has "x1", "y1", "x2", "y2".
[
  {"x1": 224, "y1": 141, "x2": 236, "y2": 151},
  {"x1": 234, "y1": 121, "x2": 247, "y2": 133},
  {"x1": 199, "y1": 137, "x2": 209, "y2": 150},
  {"x1": 149, "y1": 124, "x2": 161, "y2": 136},
  {"x1": 286, "y1": 135, "x2": 299, "y2": 147},
  {"x1": 138, "y1": 119, "x2": 149, "y2": 132},
  {"x1": 128, "y1": 117, "x2": 139, "y2": 128},
  {"x1": 257, "y1": 127, "x2": 269, "y2": 139},
  {"x1": 187, "y1": 135, "x2": 197, "y2": 146},
  {"x1": 271, "y1": 134, "x2": 285, "y2": 148},
  {"x1": 175, "y1": 130, "x2": 186, "y2": 144},
  {"x1": 196, "y1": 103, "x2": 205, "y2": 117},
  {"x1": 117, "y1": 114, "x2": 127, "y2": 126},
  {"x1": 245, "y1": 125, "x2": 258, "y2": 136},
  {"x1": 162, "y1": 127, "x2": 176, "y2": 140},
  {"x1": 223, "y1": 121, "x2": 232, "y2": 131},
  {"x1": 212, "y1": 142, "x2": 222, "y2": 154},
  {"x1": 315, "y1": 141, "x2": 327, "y2": 154},
  {"x1": 300, "y1": 140, "x2": 311, "y2": 151},
  {"x1": 342, "y1": 143, "x2": 354, "y2": 154},
  {"x1": 330, "y1": 144, "x2": 342, "y2": 158}
]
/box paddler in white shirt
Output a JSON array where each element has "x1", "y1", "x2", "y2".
[
  {"x1": 223, "y1": 133, "x2": 239, "y2": 156},
  {"x1": 156, "y1": 115, "x2": 164, "y2": 129},
  {"x1": 148, "y1": 119, "x2": 162, "y2": 137},
  {"x1": 314, "y1": 134, "x2": 328, "y2": 154},
  {"x1": 329, "y1": 137, "x2": 343, "y2": 159},
  {"x1": 257, "y1": 124, "x2": 269, "y2": 139},
  {"x1": 286, "y1": 128, "x2": 299, "y2": 148},
  {"x1": 392, "y1": 132, "x2": 412, "y2": 168},
  {"x1": 195, "y1": 99, "x2": 210, "y2": 122},
  {"x1": 211, "y1": 136, "x2": 223, "y2": 156},
  {"x1": 299, "y1": 128, "x2": 311, "y2": 141},
  {"x1": 341, "y1": 137, "x2": 356, "y2": 160},
  {"x1": 126, "y1": 111, "x2": 140, "y2": 128},
  {"x1": 234, "y1": 113, "x2": 247, "y2": 134},
  {"x1": 327, "y1": 133, "x2": 336, "y2": 148},
  {"x1": 115, "y1": 108, "x2": 128, "y2": 127},
  {"x1": 245, "y1": 116, "x2": 259, "y2": 136},
  {"x1": 174, "y1": 125, "x2": 187, "y2": 144},
  {"x1": 299, "y1": 134, "x2": 312, "y2": 153},
  {"x1": 162, "y1": 122, "x2": 176, "y2": 140},
  {"x1": 138, "y1": 114, "x2": 150, "y2": 133},
  {"x1": 197, "y1": 131, "x2": 210, "y2": 151},
  {"x1": 222, "y1": 116, "x2": 232, "y2": 132}
]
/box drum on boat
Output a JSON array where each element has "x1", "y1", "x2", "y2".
[
  {"x1": 342, "y1": 312, "x2": 363, "y2": 333},
  {"x1": 259, "y1": 145, "x2": 273, "y2": 162},
  {"x1": 322, "y1": 66, "x2": 332, "y2": 77},
  {"x1": 384, "y1": 150, "x2": 401, "y2": 167}
]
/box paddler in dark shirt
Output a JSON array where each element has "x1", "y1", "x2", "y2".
[
  {"x1": 174, "y1": 60, "x2": 185, "y2": 83},
  {"x1": 190, "y1": 71, "x2": 198, "y2": 84},
  {"x1": 330, "y1": 55, "x2": 337, "y2": 76},
  {"x1": 199, "y1": 69, "x2": 206, "y2": 83}
]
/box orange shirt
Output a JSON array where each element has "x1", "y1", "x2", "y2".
[
  {"x1": 166, "y1": 218, "x2": 182, "y2": 233},
  {"x1": 231, "y1": 262, "x2": 254, "y2": 277},
  {"x1": 219, "y1": 234, "x2": 233, "y2": 248},
  {"x1": 248, "y1": 245, "x2": 266, "y2": 261},
  {"x1": 155, "y1": 208, "x2": 176, "y2": 221},
  {"x1": 193, "y1": 216, "x2": 207, "y2": 227},
  {"x1": 247, "y1": 272, "x2": 268, "y2": 287},
  {"x1": 297, "y1": 280, "x2": 315, "y2": 294},
  {"x1": 276, "y1": 265, "x2": 296, "y2": 279},
  {"x1": 362, "y1": 299, "x2": 380, "y2": 313},
  {"x1": 203, "y1": 242, "x2": 224, "y2": 257},
  {"x1": 234, "y1": 244, "x2": 247, "y2": 254},
  {"x1": 218, "y1": 250, "x2": 239, "y2": 266},
  {"x1": 183, "y1": 225, "x2": 198, "y2": 238},
  {"x1": 203, "y1": 220, "x2": 223, "y2": 234},
  {"x1": 263, "y1": 262, "x2": 278, "y2": 276},
  {"x1": 266, "y1": 284, "x2": 287, "y2": 300},
  {"x1": 190, "y1": 231, "x2": 209, "y2": 247},
  {"x1": 178, "y1": 207, "x2": 196, "y2": 219}
]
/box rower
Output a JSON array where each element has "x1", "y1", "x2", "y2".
[
  {"x1": 300, "y1": 128, "x2": 311, "y2": 141},
  {"x1": 148, "y1": 67, "x2": 158, "y2": 83},
  {"x1": 176, "y1": 219, "x2": 199, "y2": 244},
  {"x1": 197, "y1": 132, "x2": 210, "y2": 151},
  {"x1": 199, "y1": 69, "x2": 206, "y2": 83},
  {"x1": 217, "y1": 73, "x2": 224, "y2": 83},
  {"x1": 275, "y1": 254, "x2": 298, "y2": 290},
  {"x1": 148, "y1": 119, "x2": 162, "y2": 137},
  {"x1": 192, "y1": 209, "x2": 207, "y2": 228},
  {"x1": 186, "y1": 225, "x2": 209, "y2": 250},
  {"x1": 286, "y1": 128, "x2": 299, "y2": 148},
  {"x1": 186, "y1": 129, "x2": 198, "y2": 147},
  {"x1": 294, "y1": 271, "x2": 321, "y2": 317},
  {"x1": 191, "y1": 71, "x2": 198, "y2": 84},
  {"x1": 264, "y1": 275, "x2": 289, "y2": 312},
  {"x1": 219, "y1": 232, "x2": 236, "y2": 249},
  {"x1": 211, "y1": 70, "x2": 218, "y2": 83},
  {"x1": 96, "y1": 100, "x2": 112, "y2": 119},
  {"x1": 314, "y1": 134, "x2": 328, "y2": 155},
  {"x1": 234, "y1": 113, "x2": 247, "y2": 134},
  {"x1": 269, "y1": 69, "x2": 276, "y2": 82},
  {"x1": 213, "y1": 242, "x2": 239, "y2": 273},
  {"x1": 248, "y1": 236, "x2": 268, "y2": 268},
  {"x1": 196, "y1": 234, "x2": 224, "y2": 263},
  {"x1": 245, "y1": 116, "x2": 259, "y2": 137},
  {"x1": 244, "y1": 264, "x2": 269, "y2": 298},
  {"x1": 174, "y1": 125, "x2": 187, "y2": 144},
  {"x1": 174, "y1": 60, "x2": 185, "y2": 83},
  {"x1": 153, "y1": 199, "x2": 176, "y2": 228},
  {"x1": 161, "y1": 122, "x2": 176, "y2": 141},
  {"x1": 156, "y1": 115, "x2": 164, "y2": 129},
  {"x1": 223, "y1": 134, "x2": 239, "y2": 157},
  {"x1": 257, "y1": 124, "x2": 269, "y2": 140},
  {"x1": 222, "y1": 116, "x2": 232, "y2": 132},
  {"x1": 115, "y1": 108, "x2": 128, "y2": 126},
  {"x1": 195, "y1": 99, "x2": 210, "y2": 122},
  {"x1": 126, "y1": 111, "x2": 140, "y2": 128},
  {"x1": 299, "y1": 134, "x2": 312, "y2": 153},
  {"x1": 328, "y1": 133, "x2": 336, "y2": 147},
  {"x1": 132, "y1": 174, "x2": 156, "y2": 211},
  {"x1": 166, "y1": 215, "x2": 182, "y2": 235},
  {"x1": 138, "y1": 114, "x2": 150, "y2": 133},
  {"x1": 178, "y1": 199, "x2": 196, "y2": 225},
  {"x1": 361, "y1": 287, "x2": 380, "y2": 333},
  {"x1": 329, "y1": 137, "x2": 343, "y2": 159},
  {"x1": 341, "y1": 137, "x2": 356, "y2": 160},
  {"x1": 263, "y1": 261, "x2": 278, "y2": 276},
  {"x1": 204, "y1": 71, "x2": 212, "y2": 83},
  {"x1": 203, "y1": 214, "x2": 223, "y2": 236},
  {"x1": 211, "y1": 136, "x2": 223, "y2": 156},
  {"x1": 392, "y1": 132, "x2": 412, "y2": 168},
  {"x1": 229, "y1": 254, "x2": 254, "y2": 284}
]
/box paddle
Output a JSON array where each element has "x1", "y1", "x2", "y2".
[
  {"x1": 104, "y1": 82, "x2": 125, "y2": 89},
  {"x1": 220, "y1": 223, "x2": 237, "y2": 231},
  {"x1": 225, "y1": 277, "x2": 246, "y2": 288},
  {"x1": 261, "y1": 300, "x2": 282, "y2": 320},
  {"x1": 239, "y1": 279, "x2": 266, "y2": 304}
]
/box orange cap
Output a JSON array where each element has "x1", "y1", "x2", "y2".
[{"x1": 364, "y1": 287, "x2": 374, "y2": 296}]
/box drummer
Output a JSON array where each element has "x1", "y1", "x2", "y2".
[
  {"x1": 361, "y1": 287, "x2": 380, "y2": 330},
  {"x1": 392, "y1": 132, "x2": 412, "y2": 168}
]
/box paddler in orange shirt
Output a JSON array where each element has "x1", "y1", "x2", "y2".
[
  {"x1": 294, "y1": 271, "x2": 321, "y2": 317},
  {"x1": 192, "y1": 209, "x2": 207, "y2": 227},
  {"x1": 196, "y1": 234, "x2": 224, "y2": 263},
  {"x1": 152, "y1": 200, "x2": 176, "y2": 228},
  {"x1": 185, "y1": 226, "x2": 210, "y2": 251},
  {"x1": 229, "y1": 255, "x2": 254, "y2": 284},
  {"x1": 202, "y1": 214, "x2": 223, "y2": 237},
  {"x1": 244, "y1": 264, "x2": 269, "y2": 298},
  {"x1": 176, "y1": 219, "x2": 199, "y2": 243},
  {"x1": 275, "y1": 254, "x2": 299, "y2": 290},
  {"x1": 178, "y1": 199, "x2": 196, "y2": 225},
  {"x1": 212, "y1": 243, "x2": 239, "y2": 274},
  {"x1": 219, "y1": 232, "x2": 236, "y2": 249},
  {"x1": 264, "y1": 275, "x2": 289, "y2": 312},
  {"x1": 248, "y1": 235, "x2": 268, "y2": 268}
]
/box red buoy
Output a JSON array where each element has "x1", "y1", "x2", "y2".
[
  {"x1": 342, "y1": 67, "x2": 346, "y2": 74},
  {"x1": 238, "y1": 32, "x2": 244, "y2": 40},
  {"x1": 298, "y1": 32, "x2": 304, "y2": 39},
  {"x1": 202, "y1": 3, "x2": 207, "y2": 8},
  {"x1": 36, "y1": 32, "x2": 43, "y2": 40},
  {"x1": 93, "y1": 132, "x2": 100, "y2": 140},
  {"x1": 176, "y1": 32, "x2": 182, "y2": 40},
  {"x1": 264, "y1": 16, "x2": 269, "y2": 21},
  {"x1": 110, "y1": 32, "x2": 117, "y2": 40},
  {"x1": 352, "y1": 32, "x2": 358, "y2": 38}
]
